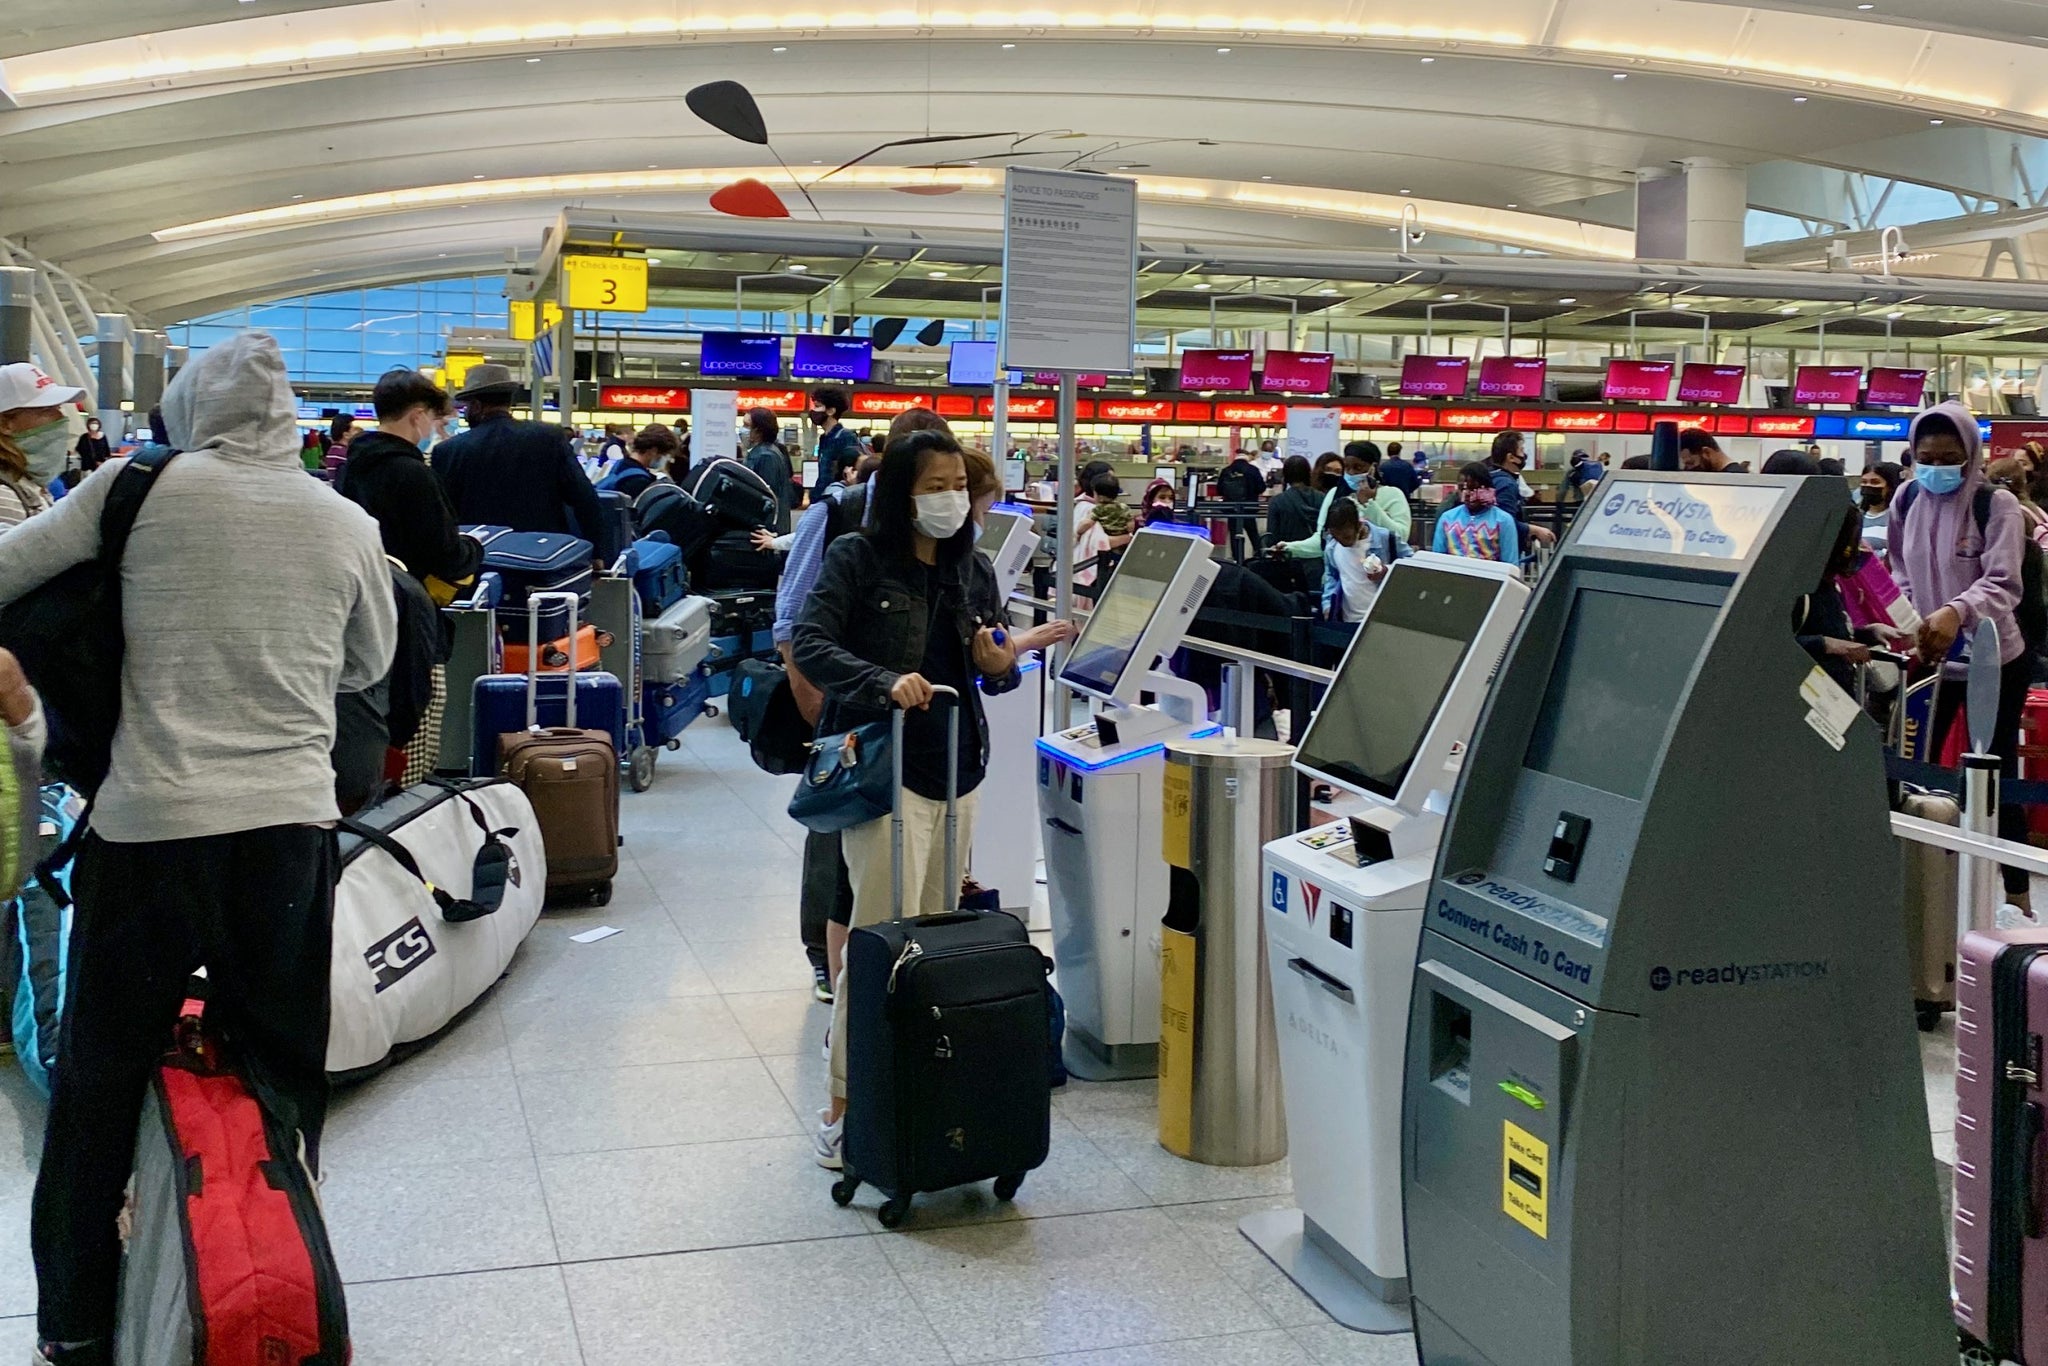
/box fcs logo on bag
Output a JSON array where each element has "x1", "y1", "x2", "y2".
[
  {"x1": 365, "y1": 917, "x2": 437, "y2": 993},
  {"x1": 1302, "y1": 882, "x2": 1324, "y2": 925}
]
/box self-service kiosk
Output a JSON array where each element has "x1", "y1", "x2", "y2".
[
  {"x1": 1402, "y1": 474, "x2": 1949, "y2": 1364},
  {"x1": 974, "y1": 504, "x2": 1049, "y2": 919},
  {"x1": 1245, "y1": 554, "x2": 1529, "y2": 1332},
  {"x1": 1038, "y1": 527, "x2": 1222, "y2": 1079}
]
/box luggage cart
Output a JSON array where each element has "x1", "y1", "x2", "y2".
[{"x1": 591, "y1": 572, "x2": 659, "y2": 792}]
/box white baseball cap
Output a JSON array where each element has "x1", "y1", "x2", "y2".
[{"x1": 0, "y1": 363, "x2": 85, "y2": 415}]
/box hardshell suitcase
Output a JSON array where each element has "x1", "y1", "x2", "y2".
[
  {"x1": 700, "y1": 530, "x2": 783, "y2": 591},
  {"x1": 466, "y1": 528, "x2": 594, "y2": 638},
  {"x1": 830, "y1": 690, "x2": 1053, "y2": 1227},
  {"x1": 1899, "y1": 787, "x2": 1960, "y2": 1029},
  {"x1": 1954, "y1": 929, "x2": 2048, "y2": 1361},
  {"x1": 116, "y1": 1000, "x2": 349, "y2": 1366},
  {"x1": 502, "y1": 623, "x2": 607, "y2": 676},
  {"x1": 643, "y1": 675, "x2": 711, "y2": 746},
  {"x1": 631, "y1": 537, "x2": 689, "y2": 615},
  {"x1": 707, "y1": 589, "x2": 776, "y2": 640},
  {"x1": 642, "y1": 596, "x2": 714, "y2": 684},
  {"x1": 490, "y1": 593, "x2": 619, "y2": 905}
]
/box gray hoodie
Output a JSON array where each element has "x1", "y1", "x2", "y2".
[{"x1": 0, "y1": 331, "x2": 396, "y2": 841}]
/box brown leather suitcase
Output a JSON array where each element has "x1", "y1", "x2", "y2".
[{"x1": 498, "y1": 593, "x2": 619, "y2": 906}]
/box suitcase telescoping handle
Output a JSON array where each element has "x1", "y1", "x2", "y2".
[
  {"x1": 525, "y1": 590, "x2": 583, "y2": 732},
  {"x1": 891, "y1": 684, "x2": 962, "y2": 921}
]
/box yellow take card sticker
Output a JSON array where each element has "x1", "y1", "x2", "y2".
[
  {"x1": 1157, "y1": 927, "x2": 1196, "y2": 1157},
  {"x1": 1503, "y1": 1121, "x2": 1550, "y2": 1239},
  {"x1": 1161, "y1": 762, "x2": 1193, "y2": 870}
]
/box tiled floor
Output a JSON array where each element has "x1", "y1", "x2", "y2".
[{"x1": 0, "y1": 715, "x2": 1967, "y2": 1364}]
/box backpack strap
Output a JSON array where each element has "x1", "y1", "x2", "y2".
[{"x1": 341, "y1": 815, "x2": 506, "y2": 924}]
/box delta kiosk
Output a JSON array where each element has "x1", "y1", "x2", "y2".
[
  {"x1": 1244, "y1": 553, "x2": 1530, "y2": 1332},
  {"x1": 972, "y1": 504, "x2": 1049, "y2": 919},
  {"x1": 1402, "y1": 474, "x2": 1949, "y2": 1365},
  {"x1": 1039, "y1": 526, "x2": 1222, "y2": 1079}
]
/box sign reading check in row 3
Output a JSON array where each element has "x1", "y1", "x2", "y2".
[{"x1": 1000, "y1": 167, "x2": 1138, "y2": 376}]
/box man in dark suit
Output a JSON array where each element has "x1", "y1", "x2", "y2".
[{"x1": 430, "y1": 363, "x2": 615, "y2": 564}]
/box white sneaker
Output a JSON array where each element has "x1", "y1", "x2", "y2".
[{"x1": 813, "y1": 1108, "x2": 844, "y2": 1170}]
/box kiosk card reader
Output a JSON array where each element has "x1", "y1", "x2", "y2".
[
  {"x1": 973, "y1": 503, "x2": 1050, "y2": 918},
  {"x1": 1402, "y1": 475, "x2": 1949, "y2": 1365},
  {"x1": 1039, "y1": 527, "x2": 1222, "y2": 1079},
  {"x1": 1247, "y1": 554, "x2": 1529, "y2": 1332}
]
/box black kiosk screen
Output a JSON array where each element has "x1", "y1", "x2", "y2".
[
  {"x1": 1295, "y1": 567, "x2": 1501, "y2": 799},
  {"x1": 1523, "y1": 589, "x2": 1716, "y2": 800}
]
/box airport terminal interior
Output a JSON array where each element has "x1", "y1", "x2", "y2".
[{"x1": 9, "y1": 1, "x2": 2048, "y2": 1363}]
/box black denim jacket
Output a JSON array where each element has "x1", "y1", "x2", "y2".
[{"x1": 791, "y1": 533, "x2": 1020, "y2": 760}]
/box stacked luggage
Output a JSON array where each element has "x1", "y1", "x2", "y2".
[
  {"x1": 705, "y1": 588, "x2": 780, "y2": 699},
  {"x1": 631, "y1": 461, "x2": 784, "y2": 593}
]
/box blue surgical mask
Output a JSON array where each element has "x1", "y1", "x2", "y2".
[
  {"x1": 1343, "y1": 473, "x2": 1365, "y2": 491},
  {"x1": 1914, "y1": 463, "x2": 1966, "y2": 496}
]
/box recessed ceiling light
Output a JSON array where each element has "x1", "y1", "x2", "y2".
[
  {"x1": 787, "y1": 263, "x2": 808, "y2": 272},
  {"x1": 472, "y1": 174, "x2": 486, "y2": 179},
  {"x1": 1260, "y1": 174, "x2": 1272, "y2": 180},
  {"x1": 1193, "y1": 283, "x2": 1212, "y2": 291},
  {"x1": 647, "y1": 257, "x2": 662, "y2": 265},
  {"x1": 1672, "y1": 300, "x2": 1692, "y2": 309},
  {"x1": 1930, "y1": 118, "x2": 1945, "y2": 125},
  {"x1": 291, "y1": 194, "x2": 305, "y2": 200},
  {"x1": 1857, "y1": 3, "x2": 1874, "y2": 8},
  {"x1": 1001, "y1": 42, "x2": 1015, "y2": 48},
  {"x1": 1612, "y1": 72, "x2": 1628, "y2": 80},
  {"x1": 1318, "y1": 288, "x2": 1339, "y2": 296},
  {"x1": 525, "y1": 57, "x2": 541, "y2": 63},
  {"x1": 1420, "y1": 57, "x2": 1435, "y2": 63},
  {"x1": 811, "y1": 159, "x2": 822, "y2": 164},
  {"x1": 1215, "y1": 47, "x2": 1231, "y2": 53},
  {"x1": 1558, "y1": 296, "x2": 1578, "y2": 304},
  {"x1": 1793, "y1": 96, "x2": 1808, "y2": 103},
  {"x1": 772, "y1": 45, "x2": 787, "y2": 52},
  {"x1": 1989, "y1": 315, "x2": 2008, "y2": 323},
  {"x1": 1506, "y1": 202, "x2": 1519, "y2": 209},
  {"x1": 1441, "y1": 292, "x2": 1460, "y2": 300},
  {"x1": 1399, "y1": 188, "x2": 1412, "y2": 195},
  {"x1": 1780, "y1": 305, "x2": 1801, "y2": 314}
]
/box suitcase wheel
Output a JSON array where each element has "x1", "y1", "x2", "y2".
[
  {"x1": 1915, "y1": 1002, "x2": 1946, "y2": 1032},
  {"x1": 993, "y1": 1173, "x2": 1024, "y2": 1202},
  {"x1": 830, "y1": 1175, "x2": 859, "y2": 1208},
  {"x1": 877, "y1": 1194, "x2": 912, "y2": 1229},
  {"x1": 592, "y1": 881, "x2": 614, "y2": 907},
  {"x1": 629, "y1": 746, "x2": 657, "y2": 793}
]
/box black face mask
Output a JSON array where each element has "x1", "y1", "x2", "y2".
[
  {"x1": 809, "y1": 410, "x2": 830, "y2": 427},
  {"x1": 1315, "y1": 471, "x2": 1342, "y2": 491},
  {"x1": 1859, "y1": 488, "x2": 1886, "y2": 510}
]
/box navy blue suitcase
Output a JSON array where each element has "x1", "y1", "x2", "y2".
[
  {"x1": 471, "y1": 587, "x2": 626, "y2": 775},
  {"x1": 464, "y1": 527, "x2": 594, "y2": 639},
  {"x1": 644, "y1": 674, "x2": 710, "y2": 745},
  {"x1": 632, "y1": 538, "x2": 689, "y2": 616},
  {"x1": 594, "y1": 491, "x2": 635, "y2": 567}
]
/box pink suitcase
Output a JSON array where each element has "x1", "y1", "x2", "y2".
[{"x1": 1954, "y1": 928, "x2": 2048, "y2": 1360}]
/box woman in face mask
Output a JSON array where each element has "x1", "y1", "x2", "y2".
[
  {"x1": 792, "y1": 428, "x2": 1024, "y2": 1164},
  {"x1": 0, "y1": 363, "x2": 85, "y2": 526},
  {"x1": 76, "y1": 416, "x2": 112, "y2": 474},
  {"x1": 1432, "y1": 461, "x2": 1521, "y2": 566},
  {"x1": 1857, "y1": 461, "x2": 1903, "y2": 558}
]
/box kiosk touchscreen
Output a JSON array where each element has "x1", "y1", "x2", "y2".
[
  {"x1": 1245, "y1": 554, "x2": 1529, "y2": 1332},
  {"x1": 1402, "y1": 475, "x2": 1949, "y2": 1365},
  {"x1": 1039, "y1": 527, "x2": 1222, "y2": 1079},
  {"x1": 973, "y1": 503, "x2": 1047, "y2": 919}
]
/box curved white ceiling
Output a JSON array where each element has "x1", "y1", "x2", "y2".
[{"x1": 3, "y1": 0, "x2": 2046, "y2": 318}]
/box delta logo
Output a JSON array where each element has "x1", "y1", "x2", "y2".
[{"x1": 1302, "y1": 882, "x2": 1324, "y2": 925}]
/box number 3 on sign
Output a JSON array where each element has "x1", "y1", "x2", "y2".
[{"x1": 564, "y1": 255, "x2": 649, "y2": 313}]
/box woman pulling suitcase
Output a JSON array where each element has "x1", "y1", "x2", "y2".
[{"x1": 789, "y1": 429, "x2": 1023, "y2": 1175}]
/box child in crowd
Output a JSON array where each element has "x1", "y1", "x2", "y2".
[
  {"x1": 1074, "y1": 472, "x2": 1134, "y2": 588},
  {"x1": 1433, "y1": 462, "x2": 1520, "y2": 566},
  {"x1": 1320, "y1": 496, "x2": 1407, "y2": 624}
]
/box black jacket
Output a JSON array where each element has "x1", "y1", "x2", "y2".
[
  {"x1": 1378, "y1": 459, "x2": 1421, "y2": 496},
  {"x1": 338, "y1": 430, "x2": 483, "y2": 587},
  {"x1": 431, "y1": 412, "x2": 615, "y2": 561},
  {"x1": 332, "y1": 566, "x2": 443, "y2": 815},
  {"x1": 792, "y1": 533, "x2": 1020, "y2": 769},
  {"x1": 1265, "y1": 484, "x2": 1324, "y2": 545},
  {"x1": 745, "y1": 442, "x2": 798, "y2": 533}
]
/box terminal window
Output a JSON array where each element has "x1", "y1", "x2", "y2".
[{"x1": 1523, "y1": 589, "x2": 1716, "y2": 801}]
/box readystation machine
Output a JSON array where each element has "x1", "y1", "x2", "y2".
[
  {"x1": 1039, "y1": 526, "x2": 1221, "y2": 1079},
  {"x1": 972, "y1": 503, "x2": 1051, "y2": 920},
  {"x1": 1245, "y1": 553, "x2": 1530, "y2": 1331},
  {"x1": 1402, "y1": 474, "x2": 1949, "y2": 1364}
]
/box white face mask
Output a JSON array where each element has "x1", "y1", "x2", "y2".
[
  {"x1": 913, "y1": 489, "x2": 971, "y2": 539},
  {"x1": 16, "y1": 417, "x2": 71, "y2": 483}
]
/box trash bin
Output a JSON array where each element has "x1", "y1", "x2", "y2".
[{"x1": 1158, "y1": 735, "x2": 1295, "y2": 1165}]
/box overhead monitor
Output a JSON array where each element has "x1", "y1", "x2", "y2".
[
  {"x1": 1677, "y1": 363, "x2": 1747, "y2": 405},
  {"x1": 1399, "y1": 356, "x2": 1472, "y2": 399},
  {"x1": 947, "y1": 340, "x2": 1000, "y2": 387},
  {"x1": 1603, "y1": 359, "x2": 1675, "y2": 403},
  {"x1": 1795, "y1": 365, "x2": 1865, "y2": 406},
  {"x1": 1012, "y1": 370, "x2": 1110, "y2": 387},
  {"x1": 1477, "y1": 357, "x2": 1548, "y2": 399},
  {"x1": 792, "y1": 335, "x2": 872, "y2": 382},
  {"x1": 1865, "y1": 367, "x2": 1930, "y2": 408},
  {"x1": 699, "y1": 332, "x2": 783, "y2": 379},
  {"x1": 1060, "y1": 527, "x2": 1221, "y2": 706},
  {"x1": 976, "y1": 503, "x2": 1040, "y2": 602},
  {"x1": 1293, "y1": 553, "x2": 1530, "y2": 813},
  {"x1": 1179, "y1": 349, "x2": 1256, "y2": 391},
  {"x1": 1260, "y1": 350, "x2": 1336, "y2": 394}
]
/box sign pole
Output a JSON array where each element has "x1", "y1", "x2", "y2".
[
  {"x1": 1055, "y1": 370, "x2": 1078, "y2": 662},
  {"x1": 992, "y1": 372, "x2": 1010, "y2": 469}
]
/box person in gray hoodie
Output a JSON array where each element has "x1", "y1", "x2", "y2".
[
  {"x1": 1892, "y1": 398, "x2": 2033, "y2": 911},
  {"x1": 0, "y1": 332, "x2": 395, "y2": 1366}
]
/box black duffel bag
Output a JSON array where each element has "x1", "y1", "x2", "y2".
[{"x1": 729, "y1": 658, "x2": 810, "y2": 776}]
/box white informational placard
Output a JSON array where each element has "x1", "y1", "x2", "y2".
[
  {"x1": 1575, "y1": 480, "x2": 1786, "y2": 561},
  {"x1": 690, "y1": 389, "x2": 739, "y2": 469},
  {"x1": 1000, "y1": 167, "x2": 1138, "y2": 375},
  {"x1": 1285, "y1": 407, "x2": 1344, "y2": 462},
  {"x1": 1003, "y1": 459, "x2": 1028, "y2": 493}
]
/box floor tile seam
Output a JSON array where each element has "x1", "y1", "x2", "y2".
[
  {"x1": 506, "y1": 1058, "x2": 571, "y2": 1268},
  {"x1": 975, "y1": 1326, "x2": 1309, "y2": 1365},
  {"x1": 528, "y1": 1124, "x2": 809, "y2": 1161},
  {"x1": 507, "y1": 1042, "x2": 764, "y2": 1079},
  {"x1": 863, "y1": 1229, "x2": 967, "y2": 1366}
]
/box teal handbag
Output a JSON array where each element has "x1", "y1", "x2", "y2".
[{"x1": 787, "y1": 718, "x2": 898, "y2": 834}]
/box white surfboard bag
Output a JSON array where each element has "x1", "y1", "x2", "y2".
[{"x1": 329, "y1": 780, "x2": 546, "y2": 1077}]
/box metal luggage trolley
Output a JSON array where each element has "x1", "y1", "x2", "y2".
[{"x1": 590, "y1": 567, "x2": 660, "y2": 792}]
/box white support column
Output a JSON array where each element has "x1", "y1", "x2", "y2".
[
  {"x1": 132, "y1": 330, "x2": 167, "y2": 414},
  {"x1": 1635, "y1": 160, "x2": 1749, "y2": 265},
  {"x1": 95, "y1": 313, "x2": 129, "y2": 433}
]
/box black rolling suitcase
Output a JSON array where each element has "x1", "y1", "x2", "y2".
[{"x1": 829, "y1": 688, "x2": 1052, "y2": 1227}]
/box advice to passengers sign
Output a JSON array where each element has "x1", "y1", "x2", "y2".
[
  {"x1": 1000, "y1": 167, "x2": 1138, "y2": 376},
  {"x1": 1576, "y1": 480, "x2": 1785, "y2": 561}
]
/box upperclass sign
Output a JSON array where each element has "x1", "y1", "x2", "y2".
[{"x1": 1576, "y1": 480, "x2": 1786, "y2": 562}]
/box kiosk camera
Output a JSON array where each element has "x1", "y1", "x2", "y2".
[
  {"x1": 1247, "y1": 554, "x2": 1530, "y2": 1332},
  {"x1": 1039, "y1": 526, "x2": 1222, "y2": 1079},
  {"x1": 974, "y1": 503, "x2": 1049, "y2": 919},
  {"x1": 1402, "y1": 474, "x2": 1948, "y2": 1364}
]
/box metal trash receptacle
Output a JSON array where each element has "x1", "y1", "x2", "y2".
[{"x1": 1158, "y1": 735, "x2": 1296, "y2": 1165}]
